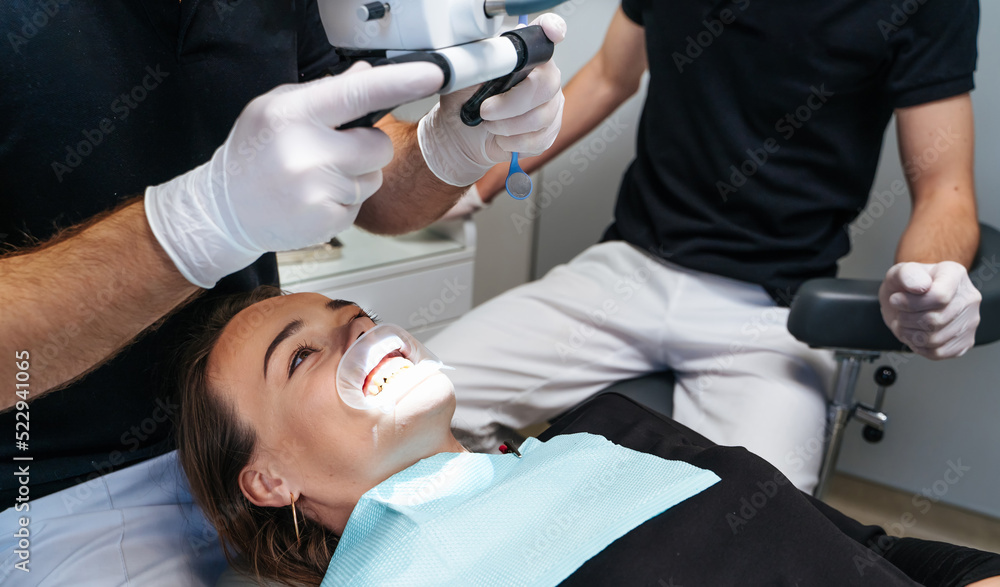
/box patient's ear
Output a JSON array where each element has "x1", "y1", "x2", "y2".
[{"x1": 239, "y1": 464, "x2": 292, "y2": 508}]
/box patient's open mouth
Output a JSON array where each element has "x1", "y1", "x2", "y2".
[{"x1": 363, "y1": 351, "x2": 414, "y2": 397}]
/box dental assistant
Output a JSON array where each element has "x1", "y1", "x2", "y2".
[
  {"x1": 434, "y1": 0, "x2": 981, "y2": 493},
  {"x1": 0, "y1": 2, "x2": 566, "y2": 585}
]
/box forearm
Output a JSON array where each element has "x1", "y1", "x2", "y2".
[
  {"x1": 895, "y1": 94, "x2": 978, "y2": 269},
  {"x1": 356, "y1": 116, "x2": 466, "y2": 235},
  {"x1": 0, "y1": 199, "x2": 199, "y2": 406},
  {"x1": 896, "y1": 193, "x2": 978, "y2": 269},
  {"x1": 476, "y1": 55, "x2": 641, "y2": 200}
]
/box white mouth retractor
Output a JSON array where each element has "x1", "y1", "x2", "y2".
[{"x1": 335, "y1": 324, "x2": 446, "y2": 413}]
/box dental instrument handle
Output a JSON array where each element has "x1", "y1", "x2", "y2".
[
  {"x1": 337, "y1": 53, "x2": 453, "y2": 130},
  {"x1": 338, "y1": 26, "x2": 551, "y2": 130},
  {"x1": 460, "y1": 23, "x2": 553, "y2": 127},
  {"x1": 500, "y1": 15, "x2": 534, "y2": 200}
]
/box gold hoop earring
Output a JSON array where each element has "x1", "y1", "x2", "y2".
[{"x1": 290, "y1": 493, "x2": 301, "y2": 541}]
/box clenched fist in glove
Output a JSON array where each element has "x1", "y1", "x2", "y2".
[
  {"x1": 879, "y1": 261, "x2": 982, "y2": 360},
  {"x1": 145, "y1": 61, "x2": 445, "y2": 289},
  {"x1": 418, "y1": 13, "x2": 568, "y2": 187}
]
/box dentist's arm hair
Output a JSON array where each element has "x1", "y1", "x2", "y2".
[
  {"x1": 0, "y1": 199, "x2": 200, "y2": 409},
  {"x1": 474, "y1": 7, "x2": 648, "y2": 203},
  {"x1": 894, "y1": 93, "x2": 978, "y2": 268},
  {"x1": 355, "y1": 114, "x2": 468, "y2": 235}
]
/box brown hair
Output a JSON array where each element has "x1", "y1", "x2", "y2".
[{"x1": 174, "y1": 285, "x2": 338, "y2": 586}]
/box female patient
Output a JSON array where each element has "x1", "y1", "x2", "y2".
[{"x1": 175, "y1": 286, "x2": 1000, "y2": 587}]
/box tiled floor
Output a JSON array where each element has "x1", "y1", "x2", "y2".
[{"x1": 824, "y1": 473, "x2": 1000, "y2": 554}]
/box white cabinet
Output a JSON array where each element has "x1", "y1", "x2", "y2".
[{"x1": 277, "y1": 220, "x2": 476, "y2": 342}]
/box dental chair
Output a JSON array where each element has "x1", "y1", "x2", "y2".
[
  {"x1": 214, "y1": 227, "x2": 1000, "y2": 587},
  {"x1": 597, "y1": 222, "x2": 1000, "y2": 498}
]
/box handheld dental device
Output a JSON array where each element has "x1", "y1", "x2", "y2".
[
  {"x1": 502, "y1": 14, "x2": 534, "y2": 200},
  {"x1": 320, "y1": 0, "x2": 567, "y2": 145}
]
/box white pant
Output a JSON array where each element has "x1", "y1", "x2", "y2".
[
  {"x1": 0, "y1": 451, "x2": 226, "y2": 586},
  {"x1": 429, "y1": 241, "x2": 836, "y2": 492}
]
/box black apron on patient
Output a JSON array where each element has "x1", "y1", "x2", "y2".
[{"x1": 548, "y1": 394, "x2": 999, "y2": 587}]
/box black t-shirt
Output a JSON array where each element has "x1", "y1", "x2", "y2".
[
  {"x1": 549, "y1": 395, "x2": 1000, "y2": 586},
  {"x1": 605, "y1": 0, "x2": 979, "y2": 304},
  {"x1": 0, "y1": 0, "x2": 340, "y2": 503}
]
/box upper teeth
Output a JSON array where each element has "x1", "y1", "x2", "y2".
[
  {"x1": 362, "y1": 336, "x2": 406, "y2": 376},
  {"x1": 367, "y1": 357, "x2": 415, "y2": 397}
]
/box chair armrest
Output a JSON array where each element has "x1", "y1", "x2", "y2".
[
  {"x1": 787, "y1": 278, "x2": 905, "y2": 351},
  {"x1": 969, "y1": 223, "x2": 1000, "y2": 346},
  {"x1": 788, "y1": 223, "x2": 1000, "y2": 351}
]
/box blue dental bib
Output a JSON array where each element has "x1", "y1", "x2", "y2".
[{"x1": 321, "y1": 433, "x2": 720, "y2": 587}]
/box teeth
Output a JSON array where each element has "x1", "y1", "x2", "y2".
[
  {"x1": 361, "y1": 337, "x2": 406, "y2": 379},
  {"x1": 368, "y1": 364, "x2": 412, "y2": 396},
  {"x1": 366, "y1": 357, "x2": 415, "y2": 397}
]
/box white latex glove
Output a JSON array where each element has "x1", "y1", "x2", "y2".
[
  {"x1": 879, "y1": 261, "x2": 982, "y2": 359},
  {"x1": 418, "y1": 13, "x2": 567, "y2": 186},
  {"x1": 146, "y1": 61, "x2": 444, "y2": 288},
  {"x1": 438, "y1": 185, "x2": 487, "y2": 221}
]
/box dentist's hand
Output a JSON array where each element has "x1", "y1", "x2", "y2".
[
  {"x1": 418, "y1": 13, "x2": 567, "y2": 186},
  {"x1": 145, "y1": 62, "x2": 444, "y2": 288},
  {"x1": 879, "y1": 261, "x2": 982, "y2": 359}
]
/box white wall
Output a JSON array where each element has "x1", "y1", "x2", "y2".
[
  {"x1": 472, "y1": 2, "x2": 1000, "y2": 516},
  {"x1": 834, "y1": 1, "x2": 1000, "y2": 519}
]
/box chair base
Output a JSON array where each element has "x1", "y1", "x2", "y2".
[{"x1": 813, "y1": 350, "x2": 881, "y2": 498}]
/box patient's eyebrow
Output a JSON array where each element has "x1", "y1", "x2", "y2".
[
  {"x1": 264, "y1": 319, "x2": 304, "y2": 379},
  {"x1": 326, "y1": 299, "x2": 355, "y2": 312}
]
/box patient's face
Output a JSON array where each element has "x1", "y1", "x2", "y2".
[{"x1": 208, "y1": 293, "x2": 457, "y2": 531}]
